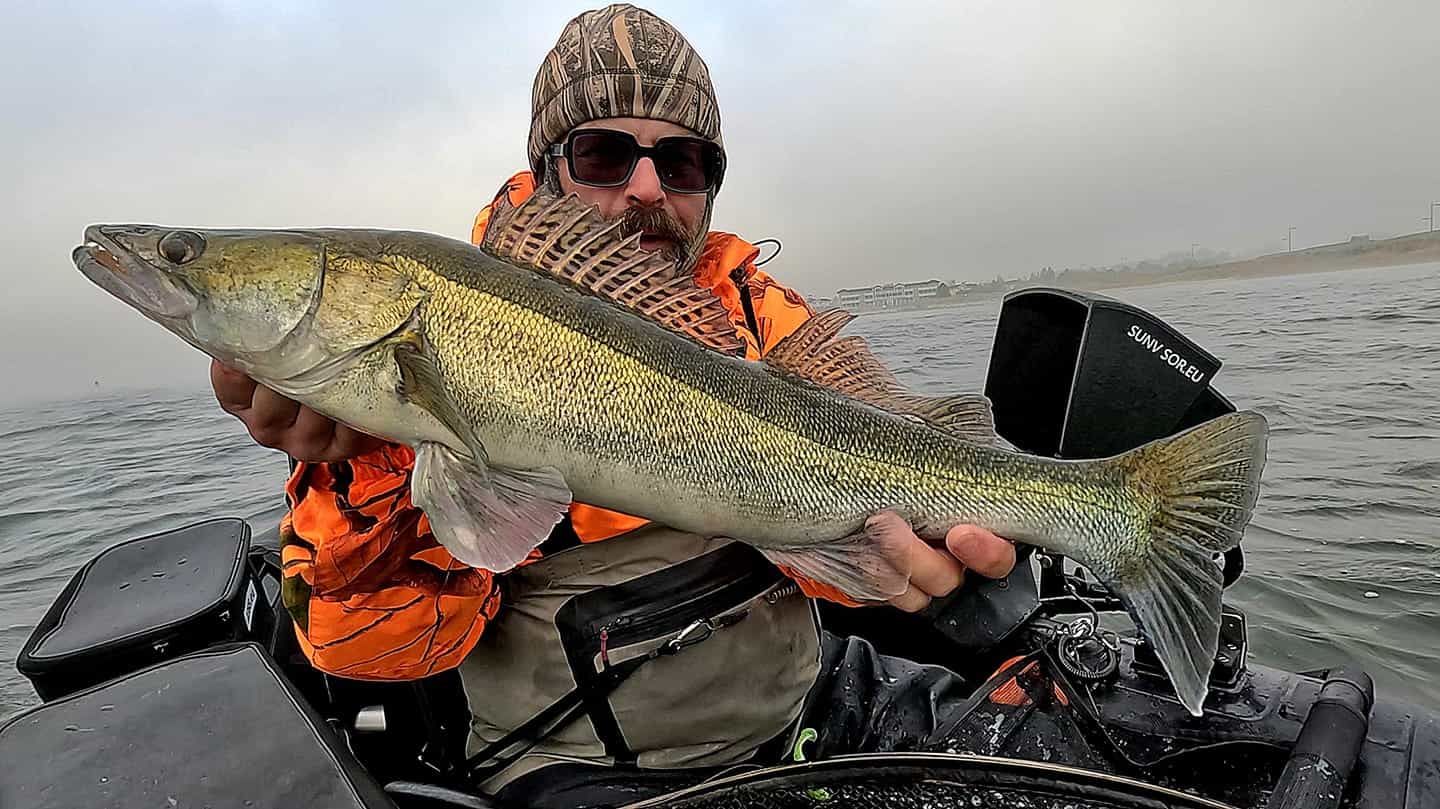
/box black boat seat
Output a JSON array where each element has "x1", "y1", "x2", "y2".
[{"x1": 0, "y1": 643, "x2": 396, "y2": 809}]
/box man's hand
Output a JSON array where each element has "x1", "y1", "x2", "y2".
[
  {"x1": 211, "y1": 360, "x2": 386, "y2": 463},
  {"x1": 868, "y1": 511, "x2": 1017, "y2": 613}
]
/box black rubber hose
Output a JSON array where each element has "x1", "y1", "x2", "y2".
[{"x1": 1265, "y1": 666, "x2": 1375, "y2": 809}]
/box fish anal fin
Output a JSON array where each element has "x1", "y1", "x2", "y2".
[
  {"x1": 758, "y1": 518, "x2": 913, "y2": 603},
  {"x1": 482, "y1": 191, "x2": 744, "y2": 355},
  {"x1": 411, "y1": 442, "x2": 572, "y2": 572}
]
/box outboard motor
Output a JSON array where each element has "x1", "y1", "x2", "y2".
[
  {"x1": 940, "y1": 287, "x2": 1383, "y2": 809},
  {"x1": 980, "y1": 287, "x2": 1245, "y2": 591},
  {"x1": 982, "y1": 286, "x2": 1234, "y2": 460}
]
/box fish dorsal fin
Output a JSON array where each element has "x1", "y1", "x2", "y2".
[
  {"x1": 764, "y1": 307, "x2": 1005, "y2": 447},
  {"x1": 482, "y1": 191, "x2": 744, "y2": 355},
  {"x1": 762, "y1": 308, "x2": 902, "y2": 402},
  {"x1": 892, "y1": 392, "x2": 1007, "y2": 448}
]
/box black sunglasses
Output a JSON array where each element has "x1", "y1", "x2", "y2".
[{"x1": 549, "y1": 129, "x2": 726, "y2": 194}]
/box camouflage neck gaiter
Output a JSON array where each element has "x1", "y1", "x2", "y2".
[{"x1": 529, "y1": 3, "x2": 724, "y2": 278}]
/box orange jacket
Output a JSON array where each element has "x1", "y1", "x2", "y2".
[{"x1": 280, "y1": 172, "x2": 847, "y2": 680}]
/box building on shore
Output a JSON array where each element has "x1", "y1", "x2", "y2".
[
  {"x1": 832, "y1": 279, "x2": 948, "y2": 310},
  {"x1": 811, "y1": 279, "x2": 1006, "y2": 312}
]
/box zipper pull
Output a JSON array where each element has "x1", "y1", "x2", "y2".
[
  {"x1": 664, "y1": 619, "x2": 715, "y2": 654},
  {"x1": 599, "y1": 627, "x2": 611, "y2": 668}
]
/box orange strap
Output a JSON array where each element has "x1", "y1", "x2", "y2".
[{"x1": 981, "y1": 655, "x2": 1070, "y2": 708}]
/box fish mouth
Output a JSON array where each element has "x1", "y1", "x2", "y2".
[{"x1": 74, "y1": 226, "x2": 198, "y2": 320}]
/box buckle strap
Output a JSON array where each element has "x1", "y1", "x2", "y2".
[
  {"x1": 728, "y1": 265, "x2": 761, "y2": 346},
  {"x1": 464, "y1": 613, "x2": 748, "y2": 783}
]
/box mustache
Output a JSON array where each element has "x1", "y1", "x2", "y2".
[{"x1": 615, "y1": 206, "x2": 692, "y2": 245}]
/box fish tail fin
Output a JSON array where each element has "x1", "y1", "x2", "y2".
[{"x1": 1107, "y1": 410, "x2": 1268, "y2": 716}]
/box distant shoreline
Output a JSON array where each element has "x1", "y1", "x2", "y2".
[
  {"x1": 1070, "y1": 230, "x2": 1440, "y2": 293},
  {"x1": 847, "y1": 229, "x2": 1440, "y2": 314}
]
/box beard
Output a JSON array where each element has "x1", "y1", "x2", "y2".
[{"x1": 613, "y1": 206, "x2": 698, "y2": 269}]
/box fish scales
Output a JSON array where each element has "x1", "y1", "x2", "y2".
[{"x1": 412, "y1": 246, "x2": 1140, "y2": 558}]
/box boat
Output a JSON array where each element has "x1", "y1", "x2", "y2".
[{"x1": 3, "y1": 288, "x2": 1435, "y2": 808}]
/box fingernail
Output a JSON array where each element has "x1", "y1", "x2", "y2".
[{"x1": 948, "y1": 525, "x2": 977, "y2": 546}]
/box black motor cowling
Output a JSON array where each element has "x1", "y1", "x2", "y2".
[{"x1": 982, "y1": 286, "x2": 1234, "y2": 459}]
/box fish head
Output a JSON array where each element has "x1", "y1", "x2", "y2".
[{"x1": 74, "y1": 225, "x2": 423, "y2": 390}]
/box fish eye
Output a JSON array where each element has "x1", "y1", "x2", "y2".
[{"x1": 158, "y1": 231, "x2": 205, "y2": 265}]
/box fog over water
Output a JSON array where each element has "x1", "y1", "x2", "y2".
[{"x1": 2, "y1": 1, "x2": 1438, "y2": 404}]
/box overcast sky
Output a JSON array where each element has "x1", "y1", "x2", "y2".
[{"x1": 3, "y1": 0, "x2": 1438, "y2": 405}]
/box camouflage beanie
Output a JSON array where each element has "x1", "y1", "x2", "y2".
[
  {"x1": 527, "y1": 4, "x2": 725, "y2": 276},
  {"x1": 528, "y1": 4, "x2": 724, "y2": 179}
]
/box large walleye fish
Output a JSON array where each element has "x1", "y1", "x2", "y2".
[{"x1": 73, "y1": 191, "x2": 1266, "y2": 715}]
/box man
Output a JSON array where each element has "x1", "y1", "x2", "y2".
[{"x1": 212, "y1": 5, "x2": 1016, "y2": 806}]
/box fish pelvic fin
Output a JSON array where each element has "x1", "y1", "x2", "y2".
[
  {"x1": 411, "y1": 442, "x2": 572, "y2": 572},
  {"x1": 1109, "y1": 410, "x2": 1268, "y2": 716},
  {"x1": 763, "y1": 308, "x2": 1007, "y2": 447},
  {"x1": 758, "y1": 514, "x2": 914, "y2": 603},
  {"x1": 481, "y1": 191, "x2": 745, "y2": 355}
]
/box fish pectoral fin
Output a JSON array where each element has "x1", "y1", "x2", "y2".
[
  {"x1": 411, "y1": 441, "x2": 572, "y2": 572},
  {"x1": 759, "y1": 523, "x2": 913, "y2": 603},
  {"x1": 392, "y1": 331, "x2": 488, "y2": 462}
]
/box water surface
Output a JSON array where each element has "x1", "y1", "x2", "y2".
[{"x1": 2, "y1": 262, "x2": 1436, "y2": 719}]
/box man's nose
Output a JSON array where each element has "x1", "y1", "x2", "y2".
[{"x1": 625, "y1": 156, "x2": 665, "y2": 206}]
